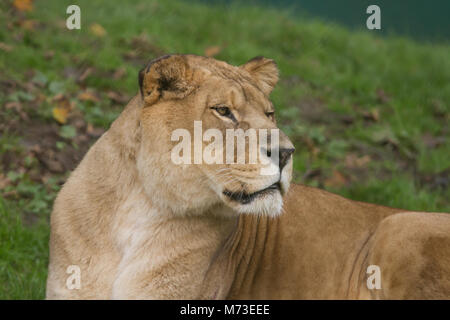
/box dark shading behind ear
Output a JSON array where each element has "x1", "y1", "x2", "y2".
[{"x1": 138, "y1": 67, "x2": 145, "y2": 97}]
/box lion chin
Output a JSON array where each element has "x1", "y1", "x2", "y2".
[{"x1": 217, "y1": 165, "x2": 292, "y2": 217}]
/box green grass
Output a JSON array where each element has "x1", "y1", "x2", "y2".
[
  {"x1": 0, "y1": 198, "x2": 49, "y2": 299},
  {"x1": 0, "y1": 0, "x2": 449, "y2": 299}
]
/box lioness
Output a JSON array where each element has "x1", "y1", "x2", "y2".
[{"x1": 46, "y1": 54, "x2": 450, "y2": 299}]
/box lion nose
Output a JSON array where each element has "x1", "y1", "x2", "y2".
[{"x1": 279, "y1": 148, "x2": 295, "y2": 171}]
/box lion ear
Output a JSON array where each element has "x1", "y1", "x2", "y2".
[
  {"x1": 241, "y1": 56, "x2": 279, "y2": 95},
  {"x1": 138, "y1": 55, "x2": 195, "y2": 106}
]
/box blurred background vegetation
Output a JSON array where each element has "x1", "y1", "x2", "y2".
[{"x1": 0, "y1": 0, "x2": 449, "y2": 299}]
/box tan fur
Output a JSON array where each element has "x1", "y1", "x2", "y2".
[{"x1": 46, "y1": 55, "x2": 450, "y2": 299}]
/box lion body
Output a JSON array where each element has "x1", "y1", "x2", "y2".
[{"x1": 46, "y1": 55, "x2": 450, "y2": 299}]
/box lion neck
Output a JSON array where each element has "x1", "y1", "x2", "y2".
[{"x1": 199, "y1": 213, "x2": 276, "y2": 299}]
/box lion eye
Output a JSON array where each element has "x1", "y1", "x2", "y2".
[
  {"x1": 212, "y1": 105, "x2": 233, "y2": 118},
  {"x1": 265, "y1": 111, "x2": 275, "y2": 120}
]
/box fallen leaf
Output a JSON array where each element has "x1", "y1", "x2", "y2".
[
  {"x1": 422, "y1": 133, "x2": 446, "y2": 149},
  {"x1": 56, "y1": 19, "x2": 67, "y2": 29},
  {"x1": 362, "y1": 108, "x2": 380, "y2": 122},
  {"x1": 90, "y1": 23, "x2": 106, "y2": 37},
  {"x1": 0, "y1": 42, "x2": 13, "y2": 52},
  {"x1": 52, "y1": 107, "x2": 69, "y2": 124},
  {"x1": 129, "y1": 34, "x2": 164, "y2": 56},
  {"x1": 345, "y1": 154, "x2": 371, "y2": 168},
  {"x1": 324, "y1": 170, "x2": 349, "y2": 188},
  {"x1": 13, "y1": 0, "x2": 33, "y2": 12},
  {"x1": 204, "y1": 45, "x2": 222, "y2": 57},
  {"x1": 41, "y1": 157, "x2": 64, "y2": 173},
  {"x1": 78, "y1": 91, "x2": 100, "y2": 103},
  {"x1": 2, "y1": 190, "x2": 19, "y2": 199},
  {"x1": 420, "y1": 169, "x2": 450, "y2": 190},
  {"x1": 376, "y1": 89, "x2": 390, "y2": 104},
  {"x1": 19, "y1": 19, "x2": 37, "y2": 30},
  {"x1": 72, "y1": 118, "x2": 86, "y2": 130},
  {"x1": 107, "y1": 91, "x2": 128, "y2": 104},
  {"x1": 301, "y1": 168, "x2": 322, "y2": 182},
  {"x1": 86, "y1": 123, "x2": 104, "y2": 137},
  {"x1": 113, "y1": 67, "x2": 126, "y2": 80},
  {"x1": 0, "y1": 174, "x2": 11, "y2": 190},
  {"x1": 30, "y1": 144, "x2": 42, "y2": 155},
  {"x1": 123, "y1": 50, "x2": 139, "y2": 60},
  {"x1": 371, "y1": 127, "x2": 399, "y2": 147},
  {"x1": 44, "y1": 50, "x2": 54, "y2": 60},
  {"x1": 340, "y1": 115, "x2": 355, "y2": 125},
  {"x1": 34, "y1": 93, "x2": 47, "y2": 103},
  {"x1": 22, "y1": 211, "x2": 39, "y2": 227},
  {"x1": 51, "y1": 93, "x2": 65, "y2": 101},
  {"x1": 5, "y1": 101, "x2": 22, "y2": 111},
  {"x1": 303, "y1": 136, "x2": 320, "y2": 157},
  {"x1": 74, "y1": 134, "x2": 89, "y2": 144},
  {"x1": 52, "y1": 96, "x2": 73, "y2": 124},
  {"x1": 77, "y1": 67, "x2": 94, "y2": 83},
  {"x1": 5, "y1": 101, "x2": 29, "y2": 120}
]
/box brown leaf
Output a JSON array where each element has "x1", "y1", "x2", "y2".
[
  {"x1": 362, "y1": 108, "x2": 380, "y2": 122},
  {"x1": 13, "y1": 0, "x2": 33, "y2": 12},
  {"x1": 72, "y1": 118, "x2": 86, "y2": 130},
  {"x1": 86, "y1": 123, "x2": 104, "y2": 137},
  {"x1": 77, "y1": 67, "x2": 94, "y2": 83},
  {"x1": 0, "y1": 174, "x2": 11, "y2": 190},
  {"x1": 74, "y1": 134, "x2": 89, "y2": 144},
  {"x1": 204, "y1": 45, "x2": 222, "y2": 57},
  {"x1": 129, "y1": 34, "x2": 164, "y2": 56},
  {"x1": 345, "y1": 154, "x2": 371, "y2": 168},
  {"x1": 78, "y1": 91, "x2": 100, "y2": 103},
  {"x1": 0, "y1": 42, "x2": 13, "y2": 52},
  {"x1": 301, "y1": 168, "x2": 322, "y2": 182},
  {"x1": 376, "y1": 89, "x2": 390, "y2": 104},
  {"x1": 2, "y1": 190, "x2": 19, "y2": 199},
  {"x1": 35, "y1": 93, "x2": 47, "y2": 103},
  {"x1": 5, "y1": 101, "x2": 22, "y2": 111},
  {"x1": 422, "y1": 133, "x2": 446, "y2": 149},
  {"x1": 19, "y1": 19, "x2": 37, "y2": 30},
  {"x1": 44, "y1": 50, "x2": 54, "y2": 60},
  {"x1": 304, "y1": 137, "x2": 320, "y2": 157},
  {"x1": 41, "y1": 157, "x2": 64, "y2": 173},
  {"x1": 5, "y1": 101, "x2": 28, "y2": 120},
  {"x1": 324, "y1": 170, "x2": 349, "y2": 188},
  {"x1": 107, "y1": 91, "x2": 128, "y2": 104},
  {"x1": 113, "y1": 67, "x2": 127, "y2": 80},
  {"x1": 51, "y1": 93, "x2": 65, "y2": 101},
  {"x1": 22, "y1": 211, "x2": 39, "y2": 226},
  {"x1": 340, "y1": 115, "x2": 355, "y2": 125}
]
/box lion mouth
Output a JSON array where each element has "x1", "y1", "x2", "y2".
[{"x1": 223, "y1": 182, "x2": 281, "y2": 204}]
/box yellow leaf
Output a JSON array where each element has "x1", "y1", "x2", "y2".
[
  {"x1": 90, "y1": 23, "x2": 106, "y2": 37},
  {"x1": 13, "y1": 0, "x2": 33, "y2": 12},
  {"x1": 204, "y1": 45, "x2": 221, "y2": 57},
  {"x1": 52, "y1": 107, "x2": 69, "y2": 124}
]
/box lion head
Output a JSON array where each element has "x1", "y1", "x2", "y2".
[{"x1": 135, "y1": 54, "x2": 294, "y2": 217}]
